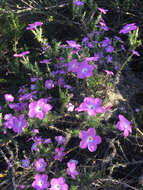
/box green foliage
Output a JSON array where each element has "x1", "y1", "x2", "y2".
[
  {"x1": 129, "y1": 28, "x2": 142, "y2": 49},
  {"x1": 0, "y1": 113, "x2": 2, "y2": 127},
  {"x1": 70, "y1": 185, "x2": 77, "y2": 190},
  {"x1": 59, "y1": 88, "x2": 72, "y2": 113}
]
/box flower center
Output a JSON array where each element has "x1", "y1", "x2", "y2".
[
  {"x1": 38, "y1": 163, "x2": 43, "y2": 168},
  {"x1": 55, "y1": 184, "x2": 61, "y2": 190},
  {"x1": 36, "y1": 106, "x2": 42, "y2": 112},
  {"x1": 126, "y1": 26, "x2": 130, "y2": 30},
  {"x1": 47, "y1": 83, "x2": 51, "y2": 87},
  {"x1": 87, "y1": 136, "x2": 93, "y2": 142},
  {"x1": 58, "y1": 152, "x2": 61, "y2": 156},
  {"x1": 24, "y1": 161, "x2": 28, "y2": 166},
  {"x1": 38, "y1": 180, "x2": 44, "y2": 187},
  {"x1": 72, "y1": 64, "x2": 76, "y2": 68},
  {"x1": 82, "y1": 68, "x2": 88, "y2": 73},
  {"x1": 70, "y1": 168, "x2": 74, "y2": 173},
  {"x1": 123, "y1": 122, "x2": 128, "y2": 129},
  {"x1": 88, "y1": 104, "x2": 95, "y2": 109},
  {"x1": 18, "y1": 121, "x2": 22, "y2": 127}
]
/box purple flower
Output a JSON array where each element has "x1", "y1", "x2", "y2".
[
  {"x1": 104, "y1": 70, "x2": 114, "y2": 76},
  {"x1": 45, "y1": 80, "x2": 55, "y2": 89},
  {"x1": 114, "y1": 36, "x2": 121, "y2": 41},
  {"x1": 26, "y1": 21, "x2": 43, "y2": 30},
  {"x1": 119, "y1": 23, "x2": 138, "y2": 34},
  {"x1": 4, "y1": 113, "x2": 13, "y2": 120},
  {"x1": 99, "y1": 17, "x2": 106, "y2": 26},
  {"x1": 116, "y1": 114, "x2": 132, "y2": 137},
  {"x1": 121, "y1": 44, "x2": 126, "y2": 52},
  {"x1": 57, "y1": 77, "x2": 65, "y2": 87},
  {"x1": 84, "y1": 56, "x2": 99, "y2": 62},
  {"x1": 3, "y1": 115, "x2": 15, "y2": 129},
  {"x1": 75, "y1": 97, "x2": 104, "y2": 117},
  {"x1": 43, "y1": 138, "x2": 52, "y2": 144},
  {"x1": 31, "y1": 77, "x2": 38, "y2": 82},
  {"x1": 54, "y1": 147, "x2": 66, "y2": 162},
  {"x1": 9, "y1": 102, "x2": 28, "y2": 111},
  {"x1": 34, "y1": 158, "x2": 47, "y2": 172},
  {"x1": 69, "y1": 159, "x2": 78, "y2": 165},
  {"x1": 66, "y1": 162, "x2": 79, "y2": 179},
  {"x1": 32, "y1": 129, "x2": 39, "y2": 135},
  {"x1": 102, "y1": 25, "x2": 109, "y2": 31},
  {"x1": 55, "y1": 136, "x2": 66, "y2": 145},
  {"x1": 66, "y1": 40, "x2": 81, "y2": 49},
  {"x1": 64, "y1": 84, "x2": 72, "y2": 89},
  {"x1": 105, "y1": 46, "x2": 114, "y2": 53},
  {"x1": 76, "y1": 62, "x2": 94, "y2": 79},
  {"x1": 79, "y1": 128, "x2": 102, "y2": 152},
  {"x1": 4, "y1": 94, "x2": 14, "y2": 102},
  {"x1": 31, "y1": 84, "x2": 37, "y2": 90},
  {"x1": 19, "y1": 91, "x2": 37, "y2": 101},
  {"x1": 94, "y1": 51, "x2": 104, "y2": 58},
  {"x1": 28, "y1": 98, "x2": 52, "y2": 120},
  {"x1": 31, "y1": 142, "x2": 39, "y2": 152},
  {"x1": 98, "y1": 8, "x2": 108, "y2": 14},
  {"x1": 82, "y1": 37, "x2": 89, "y2": 43},
  {"x1": 67, "y1": 59, "x2": 79, "y2": 73},
  {"x1": 13, "y1": 51, "x2": 30, "y2": 57},
  {"x1": 34, "y1": 136, "x2": 43, "y2": 144},
  {"x1": 18, "y1": 185, "x2": 25, "y2": 189},
  {"x1": 73, "y1": 1, "x2": 84, "y2": 6},
  {"x1": 50, "y1": 177, "x2": 68, "y2": 190},
  {"x1": 12, "y1": 114, "x2": 27, "y2": 134},
  {"x1": 88, "y1": 42, "x2": 94, "y2": 48},
  {"x1": 40, "y1": 59, "x2": 50, "y2": 64},
  {"x1": 106, "y1": 55, "x2": 112, "y2": 63},
  {"x1": 135, "y1": 108, "x2": 140, "y2": 112},
  {"x1": 22, "y1": 158, "x2": 30, "y2": 168},
  {"x1": 32, "y1": 174, "x2": 49, "y2": 190},
  {"x1": 101, "y1": 37, "x2": 111, "y2": 47},
  {"x1": 66, "y1": 103, "x2": 74, "y2": 112},
  {"x1": 131, "y1": 50, "x2": 140, "y2": 56}
]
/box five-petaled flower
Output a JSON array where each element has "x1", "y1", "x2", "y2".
[
  {"x1": 79, "y1": 128, "x2": 102, "y2": 152},
  {"x1": 54, "y1": 147, "x2": 66, "y2": 162},
  {"x1": 4, "y1": 94, "x2": 14, "y2": 102},
  {"x1": 75, "y1": 97, "x2": 104, "y2": 117},
  {"x1": 116, "y1": 114, "x2": 132, "y2": 137},
  {"x1": 119, "y1": 23, "x2": 138, "y2": 34},
  {"x1": 34, "y1": 158, "x2": 47, "y2": 172},
  {"x1": 22, "y1": 158, "x2": 30, "y2": 168},
  {"x1": 66, "y1": 161, "x2": 79, "y2": 179},
  {"x1": 12, "y1": 114, "x2": 27, "y2": 134},
  {"x1": 50, "y1": 177, "x2": 68, "y2": 190},
  {"x1": 32, "y1": 174, "x2": 49, "y2": 190},
  {"x1": 45, "y1": 80, "x2": 55, "y2": 89},
  {"x1": 55, "y1": 136, "x2": 66, "y2": 145},
  {"x1": 76, "y1": 62, "x2": 94, "y2": 79},
  {"x1": 105, "y1": 46, "x2": 114, "y2": 53},
  {"x1": 26, "y1": 21, "x2": 43, "y2": 30},
  {"x1": 28, "y1": 98, "x2": 52, "y2": 120}
]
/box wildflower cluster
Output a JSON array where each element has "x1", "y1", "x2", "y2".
[{"x1": 0, "y1": 2, "x2": 140, "y2": 189}]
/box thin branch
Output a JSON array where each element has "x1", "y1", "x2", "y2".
[{"x1": 0, "y1": 148, "x2": 17, "y2": 190}]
